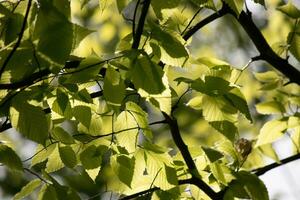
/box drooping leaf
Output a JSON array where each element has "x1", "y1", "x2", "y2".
[
  {"x1": 224, "y1": 88, "x2": 252, "y2": 122},
  {"x1": 65, "y1": 56, "x2": 103, "y2": 83},
  {"x1": 115, "y1": 110, "x2": 139, "y2": 153},
  {"x1": 52, "y1": 127, "x2": 75, "y2": 144},
  {"x1": 38, "y1": 185, "x2": 58, "y2": 200},
  {"x1": 225, "y1": 171, "x2": 269, "y2": 200},
  {"x1": 149, "y1": 22, "x2": 188, "y2": 66},
  {"x1": 78, "y1": 114, "x2": 102, "y2": 136},
  {"x1": 31, "y1": 144, "x2": 56, "y2": 167},
  {"x1": 0, "y1": 144, "x2": 23, "y2": 171},
  {"x1": 46, "y1": 144, "x2": 64, "y2": 173},
  {"x1": 111, "y1": 154, "x2": 135, "y2": 188},
  {"x1": 201, "y1": 95, "x2": 237, "y2": 122},
  {"x1": 256, "y1": 101, "x2": 285, "y2": 115},
  {"x1": 14, "y1": 179, "x2": 42, "y2": 200},
  {"x1": 10, "y1": 101, "x2": 48, "y2": 144},
  {"x1": 80, "y1": 145, "x2": 103, "y2": 169},
  {"x1": 126, "y1": 101, "x2": 152, "y2": 138},
  {"x1": 209, "y1": 121, "x2": 237, "y2": 142},
  {"x1": 277, "y1": 1, "x2": 300, "y2": 19},
  {"x1": 252, "y1": 0, "x2": 266, "y2": 7},
  {"x1": 104, "y1": 66, "x2": 126, "y2": 107},
  {"x1": 223, "y1": 0, "x2": 245, "y2": 16},
  {"x1": 59, "y1": 146, "x2": 77, "y2": 168},
  {"x1": 52, "y1": 89, "x2": 72, "y2": 119},
  {"x1": 150, "y1": 0, "x2": 181, "y2": 19},
  {"x1": 131, "y1": 55, "x2": 165, "y2": 94},
  {"x1": 255, "y1": 119, "x2": 288, "y2": 147},
  {"x1": 73, "y1": 106, "x2": 92, "y2": 128},
  {"x1": 287, "y1": 28, "x2": 300, "y2": 62},
  {"x1": 202, "y1": 146, "x2": 224, "y2": 163},
  {"x1": 34, "y1": 0, "x2": 73, "y2": 72}
]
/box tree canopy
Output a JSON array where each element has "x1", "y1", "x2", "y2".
[{"x1": 0, "y1": 0, "x2": 300, "y2": 199}]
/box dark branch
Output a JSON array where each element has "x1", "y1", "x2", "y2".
[
  {"x1": 253, "y1": 153, "x2": 300, "y2": 176},
  {"x1": 162, "y1": 112, "x2": 219, "y2": 199},
  {"x1": 131, "y1": 0, "x2": 151, "y2": 49},
  {"x1": 227, "y1": 6, "x2": 300, "y2": 85},
  {"x1": 183, "y1": 5, "x2": 228, "y2": 41},
  {"x1": 119, "y1": 178, "x2": 193, "y2": 200},
  {"x1": 0, "y1": 69, "x2": 50, "y2": 90},
  {"x1": 0, "y1": 0, "x2": 32, "y2": 78}
]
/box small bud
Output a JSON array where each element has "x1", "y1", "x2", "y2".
[{"x1": 235, "y1": 138, "x2": 252, "y2": 159}]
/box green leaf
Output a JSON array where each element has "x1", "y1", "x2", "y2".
[
  {"x1": 80, "y1": 145, "x2": 104, "y2": 169},
  {"x1": 145, "y1": 150, "x2": 177, "y2": 190},
  {"x1": 191, "y1": 76, "x2": 232, "y2": 96},
  {"x1": 52, "y1": 127, "x2": 75, "y2": 144},
  {"x1": 111, "y1": 154, "x2": 135, "y2": 188},
  {"x1": 78, "y1": 114, "x2": 102, "y2": 136},
  {"x1": 225, "y1": 171, "x2": 269, "y2": 200},
  {"x1": 10, "y1": 101, "x2": 48, "y2": 144},
  {"x1": 59, "y1": 146, "x2": 77, "y2": 168},
  {"x1": 0, "y1": 144, "x2": 23, "y2": 171},
  {"x1": 150, "y1": 0, "x2": 181, "y2": 19},
  {"x1": 252, "y1": 0, "x2": 265, "y2": 7},
  {"x1": 225, "y1": 88, "x2": 252, "y2": 122},
  {"x1": 209, "y1": 121, "x2": 237, "y2": 142},
  {"x1": 2, "y1": 13, "x2": 23, "y2": 45},
  {"x1": 254, "y1": 71, "x2": 280, "y2": 83},
  {"x1": 34, "y1": 0, "x2": 73, "y2": 71},
  {"x1": 256, "y1": 101, "x2": 285, "y2": 115},
  {"x1": 126, "y1": 101, "x2": 152, "y2": 138},
  {"x1": 115, "y1": 110, "x2": 139, "y2": 153},
  {"x1": 258, "y1": 144, "x2": 280, "y2": 163},
  {"x1": 72, "y1": 24, "x2": 93, "y2": 51},
  {"x1": 149, "y1": 23, "x2": 188, "y2": 66},
  {"x1": 224, "y1": 0, "x2": 245, "y2": 16},
  {"x1": 46, "y1": 144, "x2": 64, "y2": 173},
  {"x1": 14, "y1": 179, "x2": 42, "y2": 200},
  {"x1": 255, "y1": 119, "x2": 288, "y2": 147},
  {"x1": 52, "y1": 89, "x2": 72, "y2": 119},
  {"x1": 131, "y1": 55, "x2": 165, "y2": 94},
  {"x1": 73, "y1": 106, "x2": 92, "y2": 128},
  {"x1": 202, "y1": 146, "x2": 224, "y2": 163},
  {"x1": 38, "y1": 185, "x2": 57, "y2": 200},
  {"x1": 210, "y1": 162, "x2": 227, "y2": 185},
  {"x1": 288, "y1": 28, "x2": 300, "y2": 62},
  {"x1": 277, "y1": 1, "x2": 300, "y2": 19},
  {"x1": 65, "y1": 56, "x2": 103, "y2": 83},
  {"x1": 104, "y1": 66, "x2": 126, "y2": 107},
  {"x1": 31, "y1": 144, "x2": 56, "y2": 167},
  {"x1": 202, "y1": 95, "x2": 237, "y2": 122}
]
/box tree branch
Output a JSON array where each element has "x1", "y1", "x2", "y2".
[
  {"x1": 131, "y1": 0, "x2": 151, "y2": 49},
  {"x1": 253, "y1": 153, "x2": 300, "y2": 176},
  {"x1": 226, "y1": 6, "x2": 300, "y2": 85},
  {"x1": 0, "y1": 0, "x2": 32, "y2": 78},
  {"x1": 162, "y1": 112, "x2": 219, "y2": 199},
  {"x1": 183, "y1": 5, "x2": 228, "y2": 41},
  {"x1": 119, "y1": 178, "x2": 196, "y2": 200}
]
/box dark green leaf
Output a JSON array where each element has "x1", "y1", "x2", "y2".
[
  {"x1": 0, "y1": 144, "x2": 23, "y2": 171},
  {"x1": 52, "y1": 127, "x2": 75, "y2": 144},
  {"x1": 10, "y1": 100, "x2": 48, "y2": 144},
  {"x1": 104, "y1": 66, "x2": 126, "y2": 107},
  {"x1": 73, "y1": 106, "x2": 92, "y2": 128},
  {"x1": 131, "y1": 55, "x2": 165, "y2": 94},
  {"x1": 59, "y1": 146, "x2": 77, "y2": 168}
]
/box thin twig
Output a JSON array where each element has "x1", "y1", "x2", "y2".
[
  {"x1": 23, "y1": 167, "x2": 49, "y2": 184},
  {"x1": 0, "y1": 0, "x2": 32, "y2": 78},
  {"x1": 131, "y1": 0, "x2": 151, "y2": 49},
  {"x1": 132, "y1": 0, "x2": 141, "y2": 37},
  {"x1": 252, "y1": 153, "x2": 300, "y2": 176},
  {"x1": 181, "y1": 7, "x2": 203, "y2": 36}
]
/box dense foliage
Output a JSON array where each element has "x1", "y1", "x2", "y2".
[{"x1": 0, "y1": 0, "x2": 300, "y2": 199}]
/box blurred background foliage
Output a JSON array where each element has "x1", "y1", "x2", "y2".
[{"x1": 0, "y1": 0, "x2": 300, "y2": 199}]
